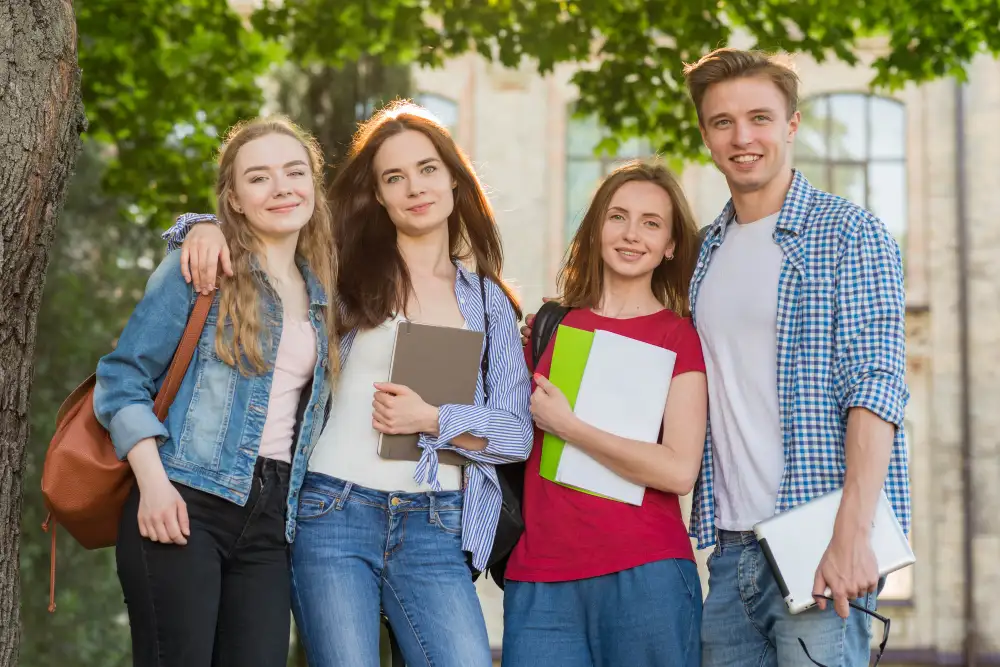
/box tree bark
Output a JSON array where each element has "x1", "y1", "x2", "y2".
[{"x1": 0, "y1": 2, "x2": 85, "y2": 665}]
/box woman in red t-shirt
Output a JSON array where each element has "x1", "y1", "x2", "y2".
[{"x1": 502, "y1": 160, "x2": 708, "y2": 667}]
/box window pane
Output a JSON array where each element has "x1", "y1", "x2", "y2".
[
  {"x1": 796, "y1": 98, "x2": 829, "y2": 159},
  {"x1": 870, "y1": 97, "x2": 906, "y2": 160},
  {"x1": 565, "y1": 159, "x2": 603, "y2": 239},
  {"x1": 617, "y1": 135, "x2": 650, "y2": 158},
  {"x1": 796, "y1": 161, "x2": 829, "y2": 191},
  {"x1": 879, "y1": 565, "x2": 914, "y2": 601},
  {"x1": 566, "y1": 112, "x2": 604, "y2": 157},
  {"x1": 832, "y1": 164, "x2": 866, "y2": 206},
  {"x1": 417, "y1": 93, "x2": 459, "y2": 135},
  {"x1": 868, "y1": 162, "x2": 908, "y2": 243},
  {"x1": 828, "y1": 95, "x2": 868, "y2": 161}
]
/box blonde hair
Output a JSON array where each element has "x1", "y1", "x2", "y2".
[
  {"x1": 214, "y1": 116, "x2": 339, "y2": 379},
  {"x1": 559, "y1": 160, "x2": 700, "y2": 316},
  {"x1": 683, "y1": 48, "x2": 800, "y2": 123}
]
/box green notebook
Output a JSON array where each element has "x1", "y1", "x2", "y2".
[{"x1": 538, "y1": 325, "x2": 594, "y2": 482}]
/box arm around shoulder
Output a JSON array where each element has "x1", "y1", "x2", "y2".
[{"x1": 161, "y1": 213, "x2": 220, "y2": 252}]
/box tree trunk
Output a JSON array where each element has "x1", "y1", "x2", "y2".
[{"x1": 0, "y1": 2, "x2": 85, "y2": 665}]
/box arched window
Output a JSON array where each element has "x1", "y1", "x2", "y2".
[
  {"x1": 416, "y1": 92, "x2": 459, "y2": 136},
  {"x1": 795, "y1": 94, "x2": 907, "y2": 254},
  {"x1": 565, "y1": 105, "x2": 651, "y2": 241}
]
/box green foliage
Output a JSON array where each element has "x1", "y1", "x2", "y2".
[
  {"x1": 77, "y1": 0, "x2": 275, "y2": 220},
  {"x1": 270, "y1": 57, "x2": 412, "y2": 176},
  {"x1": 252, "y1": 0, "x2": 1000, "y2": 160},
  {"x1": 75, "y1": 0, "x2": 1000, "y2": 223}
]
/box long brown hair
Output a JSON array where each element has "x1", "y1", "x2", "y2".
[
  {"x1": 214, "y1": 116, "x2": 339, "y2": 378},
  {"x1": 331, "y1": 100, "x2": 520, "y2": 334},
  {"x1": 558, "y1": 160, "x2": 700, "y2": 316}
]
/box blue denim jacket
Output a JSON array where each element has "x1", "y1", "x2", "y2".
[{"x1": 94, "y1": 250, "x2": 332, "y2": 542}]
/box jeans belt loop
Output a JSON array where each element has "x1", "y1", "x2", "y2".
[{"x1": 335, "y1": 481, "x2": 352, "y2": 511}]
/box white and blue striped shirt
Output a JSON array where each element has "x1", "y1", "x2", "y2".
[
  {"x1": 164, "y1": 215, "x2": 533, "y2": 570},
  {"x1": 337, "y1": 262, "x2": 532, "y2": 569}
]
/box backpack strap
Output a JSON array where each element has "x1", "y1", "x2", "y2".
[
  {"x1": 530, "y1": 300, "x2": 571, "y2": 369},
  {"x1": 478, "y1": 273, "x2": 491, "y2": 405}
]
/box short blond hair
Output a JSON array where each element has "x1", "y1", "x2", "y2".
[{"x1": 683, "y1": 48, "x2": 800, "y2": 123}]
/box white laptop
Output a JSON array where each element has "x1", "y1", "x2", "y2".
[{"x1": 752, "y1": 488, "x2": 915, "y2": 614}]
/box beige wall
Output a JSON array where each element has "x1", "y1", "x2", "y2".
[{"x1": 415, "y1": 46, "x2": 1000, "y2": 661}]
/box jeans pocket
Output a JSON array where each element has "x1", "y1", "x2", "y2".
[
  {"x1": 671, "y1": 558, "x2": 701, "y2": 600},
  {"x1": 296, "y1": 486, "x2": 338, "y2": 521},
  {"x1": 432, "y1": 508, "x2": 463, "y2": 535}
]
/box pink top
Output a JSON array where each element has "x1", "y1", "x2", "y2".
[{"x1": 258, "y1": 318, "x2": 318, "y2": 463}]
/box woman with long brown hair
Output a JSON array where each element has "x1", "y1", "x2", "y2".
[
  {"x1": 95, "y1": 116, "x2": 338, "y2": 666},
  {"x1": 162, "y1": 101, "x2": 532, "y2": 667},
  {"x1": 501, "y1": 161, "x2": 708, "y2": 667}
]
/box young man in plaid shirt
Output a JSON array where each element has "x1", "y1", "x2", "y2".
[{"x1": 684, "y1": 48, "x2": 909, "y2": 667}]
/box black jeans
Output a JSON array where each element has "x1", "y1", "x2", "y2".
[{"x1": 116, "y1": 457, "x2": 292, "y2": 667}]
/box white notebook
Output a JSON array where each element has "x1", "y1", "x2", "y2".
[
  {"x1": 554, "y1": 329, "x2": 676, "y2": 505},
  {"x1": 753, "y1": 488, "x2": 915, "y2": 614}
]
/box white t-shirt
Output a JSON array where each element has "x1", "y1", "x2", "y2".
[
  {"x1": 307, "y1": 316, "x2": 463, "y2": 492},
  {"x1": 695, "y1": 212, "x2": 784, "y2": 531}
]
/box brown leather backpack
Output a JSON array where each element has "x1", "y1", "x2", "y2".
[{"x1": 40, "y1": 292, "x2": 214, "y2": 610}]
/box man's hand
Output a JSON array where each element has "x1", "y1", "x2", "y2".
[
  {"x1": 813, "y1": 530, "x2": 879, "y2": 619},
  {"x1": 519, "y1": 296, "x2": 558, "y2": 346},
  {"x1": 520, "y1": 313, "x2": 535, "y2": 347}
]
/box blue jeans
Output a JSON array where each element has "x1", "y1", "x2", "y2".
[
  {"x1": 502, "y1": 559, "x2": 702, "y2": 667},
  {"x1": 289, "y1": 473, "x2": 492, "y2": 667},
  {"x1": 702, "y1": 530, "x2": 878, "y2": 667}
]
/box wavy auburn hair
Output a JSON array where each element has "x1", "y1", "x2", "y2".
[
  {"x1": 214, "y1": 116, "x2": 339, "y2": 378},
  {"x1": 331, "y1": 100, "x2": 520, "y2": 334},
  {"x1": 559, "y1": 160, "x2": 700, "y2": 316}
]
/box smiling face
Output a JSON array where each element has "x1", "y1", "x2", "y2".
[
  {"x1": 372, "y1": 129, "x2": 456, "y2": 237},
  {"x1": 698, "y1": 75, "x2": 800, "y2": 195},
  {"x1": 600, "y1": 180, "x2": 676, "y2": 282},
  {"x1": 230, "y1": 132, "x2": 315, "y2": 241}
]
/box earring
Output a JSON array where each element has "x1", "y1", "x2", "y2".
[{"x1": 666, "y1": 254, "x2": 674, "y2": 260}]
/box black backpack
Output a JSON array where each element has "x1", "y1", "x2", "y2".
[{"x1": 482, "y1": 300, "x2": 571, "y2": 590}]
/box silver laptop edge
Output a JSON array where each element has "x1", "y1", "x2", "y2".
[{"x1": 752, "y1": 489, "x2": 915, "y2": 614}]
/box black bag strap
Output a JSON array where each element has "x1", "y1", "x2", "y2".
[
  {"x1": 478, "y1": 273, "x2": 490, "y2": 405},
  {"x1": 530, "y1": 300, "x2": 571, "y2": 369}
]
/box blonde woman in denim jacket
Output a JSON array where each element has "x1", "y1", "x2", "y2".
[{"x1": 94, "y1": 117, "x2": 337, "y2": 667}]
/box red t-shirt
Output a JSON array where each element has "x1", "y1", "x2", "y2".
[{"x1": 504, "y1": 307, "x2": 706, "y2": 583}]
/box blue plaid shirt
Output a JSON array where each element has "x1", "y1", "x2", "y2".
[{"x1": 688, "y1": 171, "x2": 911, "y2": 549}]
